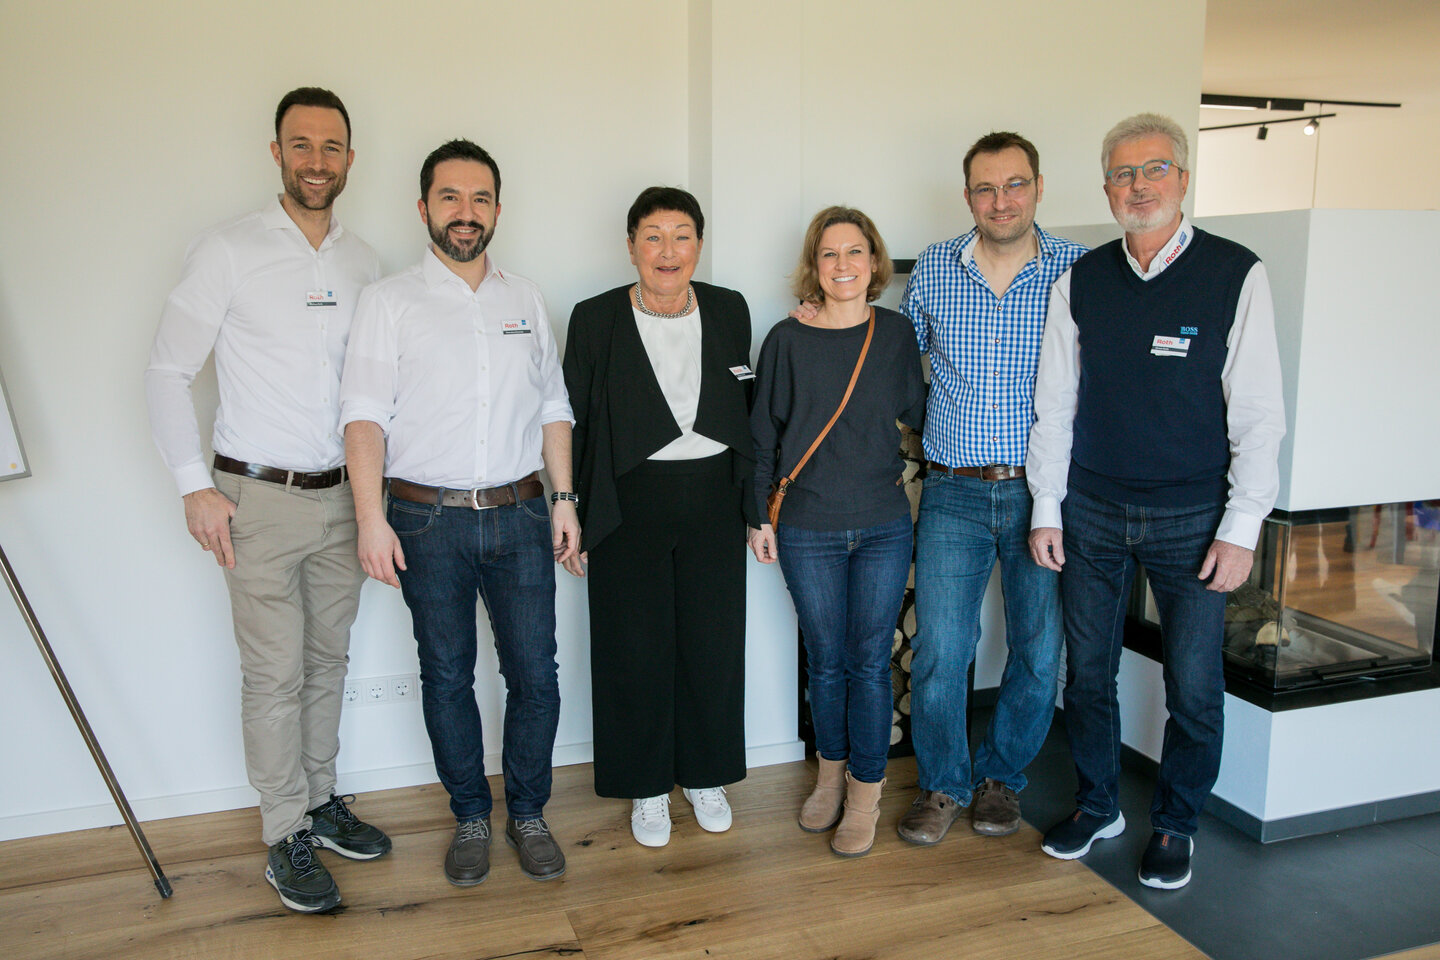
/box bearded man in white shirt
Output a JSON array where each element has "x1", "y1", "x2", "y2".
[
  {"x1": 1026, "y1": 113, "x2": 1285, "y2": 890},
  {"x1": 146, "y1": 87, "x2": 392, "y2": 915},
  {"x1": 340, "y1": 139, "x2": 580, "y2": 888}
]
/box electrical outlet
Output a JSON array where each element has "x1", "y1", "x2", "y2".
[
  {"x1": 343, "y1": 680, "x2": 360, "y2": 705},
  {"x1": 365, "y1": 680, "x2": 389, "y2": 703},
  {"x1": 390, "y1": 674, "x2": 418, "y2": 702}
]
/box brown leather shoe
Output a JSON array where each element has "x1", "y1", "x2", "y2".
[
  {"x1": 798, "y1": 753, "x2": 847, "y2": 832},
  {"x1": 444, "y1": 818, "x2": 491, "y2": 886},
  {"x1": 971, "y1": 779, "x2": 1021, "y2": 836},
  {"x1": 831, "y1": 772, "x2": 885, "y2": 858},
  {"x1": 896, "y1": 789, "x2": 963, "y2": 845},
  {"x1": 505, "y1": 816, "x2": 566, "y2": 881}
]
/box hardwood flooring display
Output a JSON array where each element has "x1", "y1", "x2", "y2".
[{"x1": 0, "y1": 758, "x2": 1203, "y2": 960}]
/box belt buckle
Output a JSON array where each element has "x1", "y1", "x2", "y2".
[{"x1": 468, "y1": 489, "x2": 497, "y2": 511}]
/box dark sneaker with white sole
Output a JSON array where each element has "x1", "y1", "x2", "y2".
[
  {"x1": 1041, "y1": 808, "x2": 1126, "y2": 860},
  {"x1": 1138, "y1": 831, "x2": 1194, "y2": 889},
  {"x1": 307, "y1": 794, "x2": 392, "y2": 859},
  {"x1": 265, "y1": 829, "x2": 340, "y2": 913}
]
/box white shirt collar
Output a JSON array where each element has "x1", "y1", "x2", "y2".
[
  {"x1": 1124, "y1": 215, "x2": 1192, "y2": 281},
  {"x1": 261, "y1": 195, "x2": 345, "y2": 247},
  {"x1": 421, "y1": 246, "x2": 509, "y2": 290}
]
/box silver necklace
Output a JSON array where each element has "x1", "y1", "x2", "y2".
[{"x1": 634, "y1": 283, "x2": 695, "y2": 319}]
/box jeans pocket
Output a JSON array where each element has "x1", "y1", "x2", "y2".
[
  {"x1": 518, "y1": 496, "x2": 550, "y2": 522},
  {"x1": 388, "y1": 500, "x2": 437, "y2": 537}
]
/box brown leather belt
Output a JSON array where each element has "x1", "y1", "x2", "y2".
[
  {"x1": 387, "y1": 473, "x2": 544, "y2": 510},
  {"x1": 928, "y1": 461, "x2": 1026, "y2": 481},
  {"x1": 214, "y1": 454, "x2": 347, "y2": 489}
]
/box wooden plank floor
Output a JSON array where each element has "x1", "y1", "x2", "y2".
[{"x1": 0, "y1": 757, "x2": 1202, "y2": 960}]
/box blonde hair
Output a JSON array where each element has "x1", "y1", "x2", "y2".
[{"x1": 791, "y1": 206, "x2": 893, "y2": 303}]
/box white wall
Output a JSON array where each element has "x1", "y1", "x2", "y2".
[{"x1": 0, "y1": 0, "x2": 1206, "y2": 840}]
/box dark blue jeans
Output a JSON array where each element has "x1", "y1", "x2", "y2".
[
  {"x1": 390, "y1": 494, "x2": 560, "y2": 822},
  {"x1": 778, "y1": 515, "x2": 913, "y2": 784},
  {"x1": 909, "y1": 474, "x2": 1062, "y2": 804},
  {"x1": 1060, "y1": 487, "x2": 1227, "y2": 838}
]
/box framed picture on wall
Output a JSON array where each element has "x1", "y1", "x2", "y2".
[{"x1": 1, "y1": 364, "x2": 30, "y2": 482}]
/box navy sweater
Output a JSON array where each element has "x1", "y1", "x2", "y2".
[{"x1": 1068, "y1": 227, "x2": 1258, "y2": 507}]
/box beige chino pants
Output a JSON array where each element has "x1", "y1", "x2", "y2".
[{"x1": 214, "y1": 470, "x2": 366, "y2": 846}]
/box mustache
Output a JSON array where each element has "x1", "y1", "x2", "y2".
[{"x1": 446, "y1": 220, "x2": 484, "y2": 232}]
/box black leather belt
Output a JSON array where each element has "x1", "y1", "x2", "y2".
[
  {"x1": 927, "y1": 461, "x2": 1025, "y2": 481},
  {"x1": 214, "y1": 454, "x2": 347, "y2": 489},
  {"x1": 387, "y1": 473, "x2": 544, "y2": 510}
]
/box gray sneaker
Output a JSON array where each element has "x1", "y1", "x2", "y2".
[
  {"x1": 265, "y1": 830, "x2": 340, "y2": 913},
  {"x1": 444, "y1": 817, "x2": 491, "y2": 886},
  {"x1": 505, "y1": 816, "x2": 566, "y2": 881},
  {"x1": 307, "y1": 794, "x2": 392, "y2": 859}
]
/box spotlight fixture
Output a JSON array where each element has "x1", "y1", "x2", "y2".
[
  {"x1": 1257, "y1": 125, "x2": 1269, "y2": 140},
  {"x1": 1303, "y1": 118, "x2": 1318, "y2": 135}
]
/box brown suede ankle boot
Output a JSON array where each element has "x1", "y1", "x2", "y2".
[
  {"x1": 798, "y1": 754, "x2": 847, "y2": 832},
  {"x1": 831, "y1": 771, "x2": 885, "y2": 857}
]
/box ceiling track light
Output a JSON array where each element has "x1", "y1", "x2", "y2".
[
  {"x1": 1257, "y1": 125, "x2": 1269, "y2": 140},
  {"x1": 1200, "y1": 112, "x2": 1336, "y2": 134}
]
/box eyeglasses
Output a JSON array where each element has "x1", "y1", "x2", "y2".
[
  {"x1": 968, "y1": 177, "x2": 1035, "y2": 203},
  {"x1": 1104, "y1": 160, "x2": 1182, "y2": 188}
]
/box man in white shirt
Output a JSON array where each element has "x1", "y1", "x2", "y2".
[
  {"x1": 1026, "y1": 113, "x2": 1285, "y2": 890},
  {"x1": 340, "y1": 139, "x2": 580, "y2": 888},
  {"x1": 146, "y1": 87, "x2": 391, "y2": 914}
]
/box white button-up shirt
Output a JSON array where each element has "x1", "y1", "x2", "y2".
[
  {"x1": 338, "y1": 249, "x2": 573, "y2": 489},
  {"x1": 1027, "y1": 217, "x2": 1286, "y2": 548},
  {"x1": 146, "y1": 197, "x2": 381, "y2": 496}
]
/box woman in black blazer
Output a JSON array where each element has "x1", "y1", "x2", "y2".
[{"x1": 562, "y1": 186, "x2": 759, "y2": 849}]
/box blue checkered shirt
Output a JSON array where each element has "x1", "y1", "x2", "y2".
[{"x1": 901, "y1": 226, "x2": 1087, "y2": 468}]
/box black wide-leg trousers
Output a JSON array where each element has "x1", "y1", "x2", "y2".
[{"x1": 587, "y1": 452, "x2": 748, "y2": 799}]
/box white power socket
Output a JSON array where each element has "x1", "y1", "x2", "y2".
[{"x1": 341, "y1": 674, "x2": 420, "y2": 708}]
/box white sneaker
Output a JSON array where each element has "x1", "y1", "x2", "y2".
[
  {"x1": 631, "y1": 795, "x2": 671, "y2": 847},
  {"x1": 683, "y1": 787, "x2": 732, "y2": 833}
]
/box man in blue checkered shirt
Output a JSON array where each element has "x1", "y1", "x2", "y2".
[{"x1": 897, "y1": 132, "x2": 1087, "y2": 846}]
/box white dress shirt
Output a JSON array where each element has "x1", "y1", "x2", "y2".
[
  {"x1": 146, "y1": 197, "x2": 381, "y2": 496},
  {"x1": 339, "y1": 249, "x2": 573, "y2": 489},
  {"x1": 1027, "y1": 217, "x2": 1286, "y2": 549},
  {"x1": 632, "y1": 305, "x2": 727, "y2": 461}
]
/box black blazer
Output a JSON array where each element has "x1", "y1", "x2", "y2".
[{"x1": 563, "y1": 281, "x2": 760, "y2": 552}]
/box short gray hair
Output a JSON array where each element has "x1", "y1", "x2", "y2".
[{"x1": 1101, "y1": 113, "x2": 1189, "y2": 173}]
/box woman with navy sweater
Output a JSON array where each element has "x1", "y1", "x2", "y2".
[{"x1": 749, "y1": 206, "x2": 926, "y2": 857}]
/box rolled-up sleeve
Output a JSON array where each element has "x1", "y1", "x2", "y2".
[
  {"x1": 531, "y1": 289, "x2": 574, "y2": 426},
  {"x1": 338, "y1": 283, "x2": 398, "y2": 434}
]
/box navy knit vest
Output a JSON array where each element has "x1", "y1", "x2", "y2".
[{"x1": 1068, "y1": 227, "x2": 1258, "y2": 507}]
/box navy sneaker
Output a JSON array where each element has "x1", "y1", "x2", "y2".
[
  {"x1": 1138, "y1": 831, "x2": 1194, "y2": 889},
  {"x1": 307, "y1": 794, "x2": 392, "y2": 860},
  {"x1": 1041, "y1": 808, "x2": 1126, "y2": 860},
  {"x1": 265, "y1": 830, "x2": 340, "y2": 913}
]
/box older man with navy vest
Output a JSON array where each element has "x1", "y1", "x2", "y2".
[{"x1": 1026, "y1": 113, "x2": 1285, "y2": 890}]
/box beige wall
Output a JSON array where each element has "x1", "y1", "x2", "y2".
[{"x1": 0, "y1": 0, "x2": 1206, "y2": 838}]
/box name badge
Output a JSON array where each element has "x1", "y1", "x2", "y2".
[
  {"x1": 306, "y1": 289, "x2": 338, "y2": 308},
  {"x1": 1151, "y1": 335, "x2": 1190, "y2": 357},
  {"x1": 501, "y1": 318, "x2": 533, "y2": 335},
  {"x1": 729, "y1": 364, "x2": 755, "y2": 381}
]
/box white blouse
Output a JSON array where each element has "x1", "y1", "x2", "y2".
[{"x1": 632, "y1": 305, "x2": 728, "y2": 461}]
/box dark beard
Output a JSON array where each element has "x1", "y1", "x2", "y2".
[
  {"x1": 430, "y1": 218, "x2": 491, "y2": 263},
  {"x1": 283, "y1": 168, "x2": 344, "y2": 211}
]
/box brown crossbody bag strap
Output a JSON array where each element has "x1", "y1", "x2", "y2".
[{"x1": 766, "y1": 307, "x2": 875, "y2": 528}]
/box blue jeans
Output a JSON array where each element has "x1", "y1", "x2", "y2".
[
  {"x1": 778, "y1": 515, "x2": 913, "y2": 784},
  {"x1": 909, "y1": 473, "x2": 1062, "y2": 805},
  {"x1": 389, "y1": 494, "x2": 560, "y2": 822},
  {"x1": 1060, "y1": 487, "x2": 1226, "y2": 838}
]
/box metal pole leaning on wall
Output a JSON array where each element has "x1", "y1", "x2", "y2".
[{"x1": 0, "y1": 541, "x2": 173, "y2": 899}]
